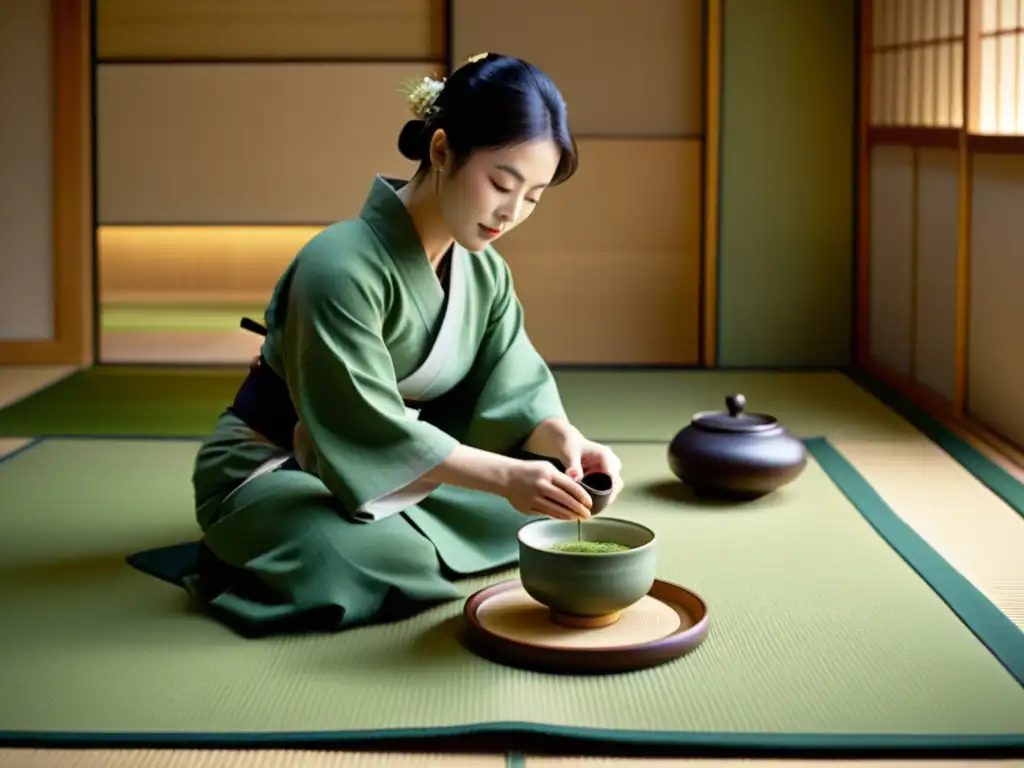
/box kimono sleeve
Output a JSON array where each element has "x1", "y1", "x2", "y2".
[
  {"x1": 424, "y1": 255, "x2": 567, "y2": 454},
  {"x1": 280, "y1": 253, "x2": 459, "y2": 522}
]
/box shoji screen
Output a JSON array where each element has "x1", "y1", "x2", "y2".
[
  {"x1": 871, "y1": 0, "x2": 964, "y2": 128},
  {"x1": 976, "y1": 0, "x2": 1024, "y2": 134},
  {"x1": 861, "y1": 0, "x2": 1024, "y2": 454}
]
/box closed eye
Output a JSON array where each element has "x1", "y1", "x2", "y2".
[{"x1": 492, "y1": 179, "x2": 540, "y2": 205}]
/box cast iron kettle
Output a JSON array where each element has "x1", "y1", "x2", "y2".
[{"x1": 667, "y1": 393, "x2": 807, "y2": 499}]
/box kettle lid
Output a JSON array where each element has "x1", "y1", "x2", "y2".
[{"x1": 691, "y1": 394, "x2": 778, "y2": 433}]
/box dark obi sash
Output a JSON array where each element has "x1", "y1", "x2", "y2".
[{"x1": 229, "y1": 318, "x2": 299, "y2": 451}]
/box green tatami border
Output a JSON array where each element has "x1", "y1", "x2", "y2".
[{"x1": 0, "y1": 435, "x2": 1021, "y2": 757}]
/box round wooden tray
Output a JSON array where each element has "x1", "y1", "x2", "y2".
[{"x1": 461, "y1": 578, "x2": 709, "y2": 674}]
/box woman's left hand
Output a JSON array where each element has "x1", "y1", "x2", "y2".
[{"x1": 557, "y1": 430, "x2": 625, "y2": 507}]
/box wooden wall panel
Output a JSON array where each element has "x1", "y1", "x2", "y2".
[
  {"x1": 967, "y1": 153, "x2": 1024, "y2": 448},
  {"x1": 98, "y1": 140, "x2": 704, "y2": 366},
  {"x1": 868, "y1": 145, "x2": 915, "y2": 376},
  {"x1": 96, "y1": 0, "x2": 445, "y2": 61},
  {"x1": 912, "y1": 148, "x2": 959, "y2": 403},
  {"x1": 0, "y1": 0, "x2": 53, "y2": 341},
  {"x1": 96, "y1": 63, "x2": 432, "y2": 224},
  {"x1": 450, "y1": 0, "x2": 703, "y2": 136},
  {"x1": 496, "y1": 139, "x2": 702, "y2": 365}
]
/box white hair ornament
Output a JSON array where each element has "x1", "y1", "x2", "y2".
[{"x1": 398, "y1": 53, "x2": 489, "y2": 120}]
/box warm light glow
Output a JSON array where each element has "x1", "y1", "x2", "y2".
[
  {"x1": 935, "y1": 44, "x2": 950, "y2": 124},
  {"x1": 921, "y1": 45, "x2": 936, "y2": 121},
  {"x1": 999, "y1": 35, "x2": 1018, "y2": 128},
  {"x1": 975, "y1": 0, "x2": 1024, "y2": 135},
  {"x1": 895, "y1": 49, "x2": 909, "y2": 124},
  {"x1": 981, "y1": 37, "x2": 998, "y2": 130},
  {"x1": 981, "y1": 0, "x2": 998, "y2": 33},
  {"x1": 911, "y1": 46, "x2": 923, "y2": 124},
  {"x1": 1019, "y1": 30, "x2": 1024, "y2": 130},
  {"x1": 872, "y1": 51, "x2": 885, "y2": 123},
  {"x1": 869, "y1": 0, "x2": 965, "y2": 127},
  {"x1": 980, "y1": 0, "x2": 1020, "y2": 32},
  {"x1": 952, "y1": 40, "x2": 964, "y2": 126},
  {"x1": 97, "y1": 225, "x2": 323, "y2": 304}
]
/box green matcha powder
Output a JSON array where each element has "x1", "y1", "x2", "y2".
[{"x1": 549, "y1": 541, "x2": 631, "y2": 554}]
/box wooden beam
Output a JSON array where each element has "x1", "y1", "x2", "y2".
[
  {"x1": 953, "y1": 0, "x2": 975, "y2": 418},
  {"x1": 855, "y1": 0, "x2": 872, "y2": 366},
  {"x1": 700, "y1": 0, "x2": 722, "y2": 367},
  {"x1": 0, "y1": 340, "x2": 72, "y2": 365},
  {"x1": 867, "y1": 126, "x2": 960, "y2": 148},
  {"x1": 967, "y1": 134, "x2": 1024, "y2": 153},
  {"x1": 51, "y1": 0, "x2": 94, "y2": 366}
]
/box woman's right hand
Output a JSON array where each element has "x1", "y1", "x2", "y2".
[{"x1": 503, "y1": 460, "x2": 593, "y2": 521}]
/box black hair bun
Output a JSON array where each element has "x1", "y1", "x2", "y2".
[{"x1": 398, "y1": 119, "x2": 427, "y2": 161}]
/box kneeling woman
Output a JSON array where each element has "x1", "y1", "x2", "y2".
[{"x1": 186, "y1": 53, "x2": 625, "y2": 636}]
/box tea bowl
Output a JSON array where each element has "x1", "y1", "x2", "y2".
[{"x1": 517, "y1": 517, "x2": 657, "y2": 628}]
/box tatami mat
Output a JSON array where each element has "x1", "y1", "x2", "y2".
[
  {"x1": 0, "y1": 750, "x2": 501, "y2": 767},
  {"x1": 1, "y1": 438, "x2": 1021, "y2": 751},
  {"x1": 2, "y1": 367, "x2": 1023, "y2": 767}
]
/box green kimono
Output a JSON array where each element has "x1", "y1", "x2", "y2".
[{"x1": 187, "y1": 175, "x2": 567, "y2": 635}]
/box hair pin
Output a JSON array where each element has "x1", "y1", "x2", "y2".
[
  {"x1": 399, "y1": 75, "x2": 445, "y2": 119},
  {"x1": 398, "y1": 54, "x2": 488, "y2": 119}
]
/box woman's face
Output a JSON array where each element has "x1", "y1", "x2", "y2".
[{"x1": 431, "y1": 133, "x2": 561, "y2": 253}]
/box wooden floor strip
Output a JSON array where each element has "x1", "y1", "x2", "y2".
[
  {"x1": 0, "y1": 365, "x2": 77, "y2": 410},
  {"x1": 0, "y1": 438, "x2": 32, "y2": 461}
]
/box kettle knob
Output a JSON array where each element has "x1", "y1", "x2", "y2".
[{"x1": 726, "y1": 394, "x2": 746, "y2": 417}]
